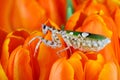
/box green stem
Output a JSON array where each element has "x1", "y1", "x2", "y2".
[{"x1": 66, "y1": 0, "x2": 74, "y2": 20}]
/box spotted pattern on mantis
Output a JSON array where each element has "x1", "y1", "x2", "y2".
[{"x1": 29, "y1": 24, "x2": 111, "y2": 56}]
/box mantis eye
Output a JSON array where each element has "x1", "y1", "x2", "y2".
[{"x1": 42, "y1": 24, "x2": 49, "y2": 34}]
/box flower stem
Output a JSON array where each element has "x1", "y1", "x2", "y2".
[{"x1": 66, "y1": 0, "x2": 74, "y2": 20}]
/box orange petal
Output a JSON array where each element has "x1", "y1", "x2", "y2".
[
  {"x1": 0, "y1": 63, "x2": 8, "y2": 80},
  {"x1": 14, "y1": 47, "x2": 33, "y2": 80},
  {"x1": 49, "y1": 58, "x2": 74, "y2": 80},
  {"x1": 66, "y1": 10, "x2": 87, "y2": 30},
  {"x1": 8, "y1": 29, "x2": 30, "y2": 39},
  {"x1": 30, "y1": 56, "x2": 40, "y2": 80},
  {"x1": 81, "y1": 14, "x2": 112, "y2": 38},
  {"x1": 85, "y1": 53, "x2": 97, "y2": 60},
  {"x1": 98, "y1": 62, "x2": 118, "y2": 80},
  {"x1": 1, "y1": 36, "x2": 24, "y2": 72},
  {"x1": 68, "y1": 52, "x2": 84, "y2": 80},
  {"x1": 101, "y1": 15, "x2": 120, "y2": 64},
  {"x1": 7, "y1": 46, "x2": 22, "y2": 80},
  {"x1": 0, "y1": 28, "x2": 7, "y2": 57},
  {"x1": 84, "y1": 0, "x2": 110, "y2": 16},
  {"x1": 7, "y1": 46, "x2": 33, "y2": 80},
  {"x1": 105, "y1": 0, "x2": 119, "y2": 14},
  {"x1": 76, "y1": 51, "x2": 88, "y2": 68},
  {"x1": 23, "y1": 31, "x2": 44, "y2": 80},
  {"x1": 71, "y1": 0, "x2": 85, "y2": 11},
  {"x1": 99, "y1": 43, "x2": 116, "y2": 63},
  {"x1": 0, "y1": 0, "x2": 13, "y2": 32},
  {"x1": 113, "y1": 7, "x2": 120, "y2": 38},
  {"x1": 1, "y1": 29, "x2": 29, "y2": 72},
  {"x1": 38, "y1": 0, "x2": 66, "y2": 26},
  {"x1": 84, "y1": 54, "x2": 104, "y2": 80},
  {"x1": 11, "y1": 0, "x2": 47, "y2": 31},
  {"x1": 84, "y1": 60, "x2": 102, "y2": 80}
]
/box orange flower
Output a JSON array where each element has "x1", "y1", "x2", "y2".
[
  {"x1": 49, "y1": 51, "x2": 119, "y2": 80},
  {"x1": 0, "y1": 0, "x2": 120, "y2": 80},
  {"x1": 1, "y1": 29, "x2": 29, "y2": 72}
]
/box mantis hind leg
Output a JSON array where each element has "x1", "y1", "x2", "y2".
[
  {"x1": 51, "y1": 32, "x2": 72, "y2": 57},
  {"x1": 56, "y1": 45, "x2": 72, "y2": 57}
]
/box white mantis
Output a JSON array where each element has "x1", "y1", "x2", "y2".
[{"x1": 29, "y1": 24, "x2": 111, "y2": 56}]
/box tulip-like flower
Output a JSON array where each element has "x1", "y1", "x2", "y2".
[{"x1": 0, "y1": 0, "x2": 120, "y2": 80}]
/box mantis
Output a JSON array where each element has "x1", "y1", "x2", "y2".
[{"x1": 29, "y1": 24, "x2": 111, "y2": 56}]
